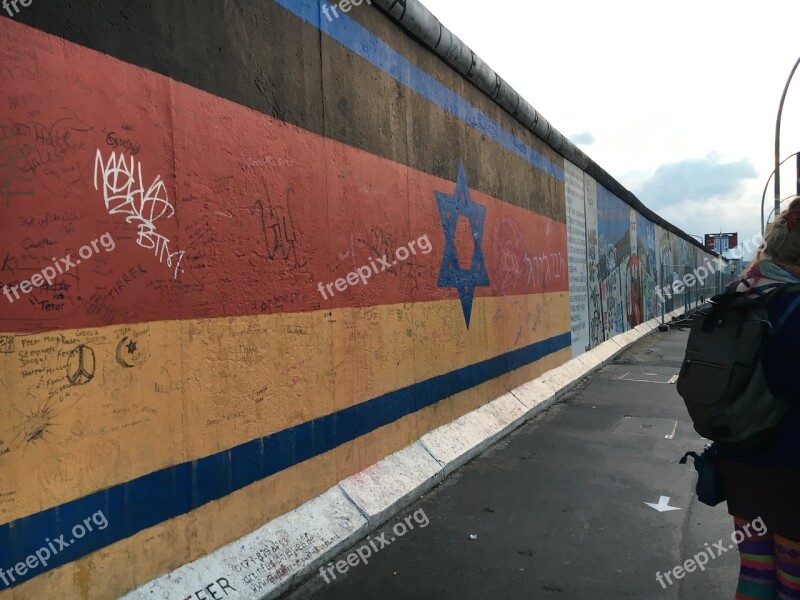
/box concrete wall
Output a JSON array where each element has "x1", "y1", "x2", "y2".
[
  {"x1": 0, "y1": 2, "x2": 721, "y2": 598},
  {"x1": 565, "y1": 166, "x2": 723, "y2": 357}
]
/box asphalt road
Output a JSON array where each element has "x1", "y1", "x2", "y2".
[{"x1": 286, "y1": 327, "x2": 740, "y2": 600}]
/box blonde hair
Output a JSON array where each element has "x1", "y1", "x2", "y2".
[{"x1": 755, "y1": 196, "x2": 800, "y2": 267}]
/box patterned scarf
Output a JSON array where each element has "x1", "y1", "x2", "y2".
[{"x1": 745, "y1": 260, "x2": 800, "y2": 284}]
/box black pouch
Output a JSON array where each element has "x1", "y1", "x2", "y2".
[{"x1": 680, "y1": 444, "x2": 727, "y2": 507}]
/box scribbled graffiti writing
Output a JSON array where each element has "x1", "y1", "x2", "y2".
[
  {"x1": 93, "y1": 150, "x2": 185, "y2": 279},
  {"x1": 336, "y1": 234, "x2": 357, "y2": 271},
  {"x1": 0, "y1": 141, "x2": 34, "y2": 206},
  {"x1": 494, "y1": 218, "x2": 523, "y2": 291},
  {"x1": 252, "y1": 185, "x2": 307, "y2": 270},
  {"x1": 523, "y1": 252, "x2": 566, "y2": 290},
  {"x1": 105, "y1": 131, "x2": 141, "y2": 156},
  {"x1": 494, "y1": 218, "x2": 564, "y2": 292},
  {"x1": 357, "y1": 227, "x2": 425, "y2": 291},
  {"x1": 358, "y1": 227, "x2": 397, "y2": 268}
]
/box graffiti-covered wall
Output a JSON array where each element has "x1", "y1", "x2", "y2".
[
  {"x1": 564, "y1": 162, "x2": 721, "y2": 356},
  {"x1": 0, "y1": 2, "x2": 718, "y2": 598}
]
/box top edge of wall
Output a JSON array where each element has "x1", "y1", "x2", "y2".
[{"x1": 371, "y1": 0, "x2": 721, "y2": 259}]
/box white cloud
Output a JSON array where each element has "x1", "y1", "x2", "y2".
[
  {"x1": 632, "y1": 153, "x2": 758, "y2": 211},
  {"x1": 571, "y1": 131, "x2": 595, "y2": 145}
]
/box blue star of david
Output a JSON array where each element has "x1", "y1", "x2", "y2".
[{"x1": 435, "y1": 161, "x2": 490, "y2": 328}]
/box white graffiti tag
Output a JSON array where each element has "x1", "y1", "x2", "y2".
[{"x1": 93, "y1": 150, "x2": 185, "y2": 279}]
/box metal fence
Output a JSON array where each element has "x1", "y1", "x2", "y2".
[{"x1": 658, "y1": 263, "x2": 739, "y2": 325}]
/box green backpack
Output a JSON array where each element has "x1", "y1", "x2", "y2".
[{"x1": 676, "y1": 282, "x2": 800, "y2": 448}]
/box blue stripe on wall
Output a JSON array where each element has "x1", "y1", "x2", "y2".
[
  {"x1": 0, "y1": 331, "x2": 571, "y2": 589},
  {"x1": 273, "y1": 0, "x2": 564, "y2": 183}
]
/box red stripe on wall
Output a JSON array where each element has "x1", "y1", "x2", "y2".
[{"x1": 0, "y1": 20, "x2": 567, "y2": 333}]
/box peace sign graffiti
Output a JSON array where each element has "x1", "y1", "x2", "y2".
[{"x1": 66, "y1": 345, "x2": 96, "y2": 386}]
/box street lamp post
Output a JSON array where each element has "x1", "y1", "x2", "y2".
[
  {"x1": 762, "y1": 151, "x2": 800, "y2": 233},
  {"x1": 774, "y1": 55, "x2": 800, "y2": 225}
]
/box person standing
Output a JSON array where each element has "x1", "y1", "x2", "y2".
[{"x1": 718, "y1": 199, "x2": 800, "y2": 600}]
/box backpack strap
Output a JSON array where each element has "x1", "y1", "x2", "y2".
[
  {"x1": 679, "y1": 451, "x2": 700, "y2": 465},
  {"x1": 749, "y1": 283, "x2": 785, "y2": 297},
  {"x1": 731, "y1": 279, "x2": 784, "y2": 298},
  {"x1": 761, "y1": 284, "x2": 800, "y2": 334},
  {"x1": 773, "y1": 293, "x2": 800, "y2": 332}
]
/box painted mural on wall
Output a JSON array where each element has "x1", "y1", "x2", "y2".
[
  {"x1": 566, "y1": 176, "x2": 720, "y2": 354},
  {"x1": 657, "y1": 227, "x2": 681, "y2": 314},
  {"x1": 636, "y1": 214, "x2": 657, "y2": 321},
  {"x1": 565, "y1": 160, "x2": 589, "y2": 356},
  {"x1": 583, "y1": 175, "x2": 603, "y2": 349},
  {"x1": 596, "y1": 185, "x2": 630, "y2": 338}
]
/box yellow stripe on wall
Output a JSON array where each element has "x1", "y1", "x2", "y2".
[
  {"x1": 4, "y1": 341, "x2": 569, "y2": 600},
  {"x1": 0, "y1": 292, "x2": 569, "y2": 523}
]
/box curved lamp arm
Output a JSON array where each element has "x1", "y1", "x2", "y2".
[
  {"x1": 762, "y1": 151, "x2": 800, "y2": 233},
  {"x1": 773, "y1": 56, "x2": 800, "y2": 230}
]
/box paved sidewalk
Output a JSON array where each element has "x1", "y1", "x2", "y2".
[{"x1": 286, "y1": 328, "x2": 740, "y2": 600}]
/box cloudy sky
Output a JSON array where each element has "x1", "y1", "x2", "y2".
[{"x1": 419, "y1": 0, "x2": 800, "y2": 257}]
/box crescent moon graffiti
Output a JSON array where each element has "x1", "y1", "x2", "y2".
[{"x1": 115, "y1": 337, "x2": 134, "y2": 369}]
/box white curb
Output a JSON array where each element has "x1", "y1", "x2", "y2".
[
  {"x1": 419, "y1": 392, "x2": 528, "y2": 477},
  {"x1": 120, "y1": 487, "x2": 368, "y2": 600},
  {"x1": 338, "y1": 442, "x2": 443, "y2": 530}
]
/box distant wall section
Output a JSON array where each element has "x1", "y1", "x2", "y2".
[{"x1": 564, "y1": 161, "x2": 722, "y2": 355}]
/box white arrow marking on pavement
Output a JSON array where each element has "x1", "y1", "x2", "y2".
[{"x1": 645, "y1": 496, "x2": 681, "y2": 512}]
